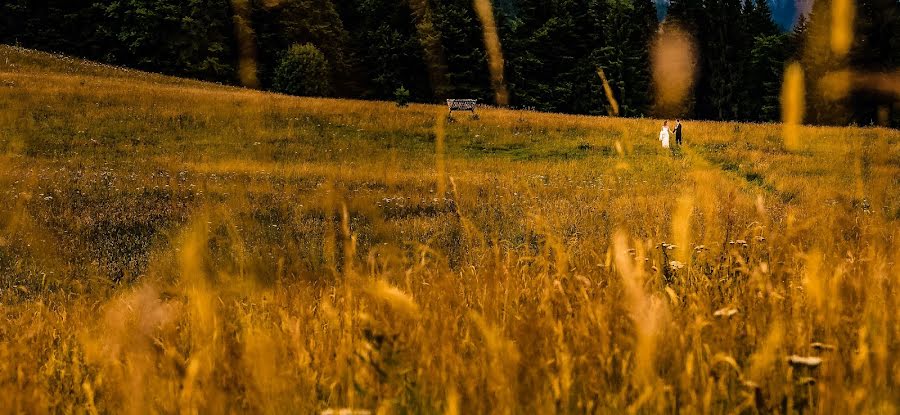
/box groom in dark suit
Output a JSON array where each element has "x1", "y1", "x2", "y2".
[{"x1": 674, "y1": 119, "x2": 683, "y2": 146}]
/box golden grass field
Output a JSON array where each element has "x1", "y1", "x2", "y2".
[{"x1": 0, "y1": 45, "x2": 898, "y2": 414}]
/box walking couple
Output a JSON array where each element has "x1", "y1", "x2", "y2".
[{"x1": 659, "y1": 119, "x2": 683, "y2": 149}]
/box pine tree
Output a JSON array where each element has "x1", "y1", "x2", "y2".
[
  {"x1": 590, "y1": 0, "x2": 657, "y2": 116},
  {"x1": 744, "y1": 0, "x2": 787, "y2": 121},
  {"x1": 505, "y1": 0, "x2": 596, "y2": 113},
  {"x1": 791, "y1": 14, "x2": 809, "y2": 57},
  {"x1": 750, "y1": 33, "x2": 792, "y2": 121},
  {"x1": 800, "y1": 0, "x2": 851, "y2": 125},
  {"x1": 1, "y1": 0, "x2": 108, "y2": 61},
  {"x1": 93, "y1": 0, "x2": 237, "y2": 82},
  {"x1": 704, "y1": 0, "x2": 752, "y2": 120},
  {"x1": 432, "y1": 0, "x2": 492, "y2": 102},
  {"x1": 665, "y1": 0, "x2": 707, "y2": 118},
  {"x1": 746, "y1": 0, "x2": 780, "y2": 37},
  {"x1": 334, "y1": 0, "x2": 430, "y2": 101},
  {"x1": 848, "y1": 0, "x2": 900, "y2": 126}
]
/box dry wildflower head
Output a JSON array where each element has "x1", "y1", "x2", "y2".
[
  {"x1": 797, "y1": 376, "x2": 817, "y2": 386},
  {"x1": 713, "y1": 307, "x2": 738, "y2": 318},
  {"x1": 660, "y1": 242, "x2": 677, "y2": 251},
  {"x1": 787, "y1": 355, "x2": 823, "y2": 368}
]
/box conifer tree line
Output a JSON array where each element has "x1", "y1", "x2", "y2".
[{"x1": 2, "y1": 0, "x2": 897, "y2": 126}]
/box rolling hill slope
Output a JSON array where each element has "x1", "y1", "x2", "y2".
[{"x1": 1, "y1": 45, "x2": 899, "y2": 413}]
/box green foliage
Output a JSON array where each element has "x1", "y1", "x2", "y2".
[
  {"x1": 1, "y1": 0, "x2": 101, "y2": 54},
  {"x1": 848, "y1": 0, "x2": 900, "y2": 125},
  {"x1": 432, "y1": 0, "x2": 492, "y2": 101},
  {"x1": 502, "y1": 0, "x2": 658, "y2": 115},
  {"x1": 589, "y1": 0, "x2": 657, "y2": 117},
  {"x1": 251, "y1": 0, "x2": 351, "y2": 93},
  {"x1": 504, "y1": 0, "x2": 596, "y2": 113},
  {"x1": 394, "y1": 86, "x2": 411, "y2": 107},
  {"x1": 2, "y1": 0, "x2": 897, "y2": 126},
  {"x1": 336, "y1": 0, "x2": 431, "y2": 101},
  {"x1": 273, "y1": 43, "x2": 330, "y2": 97},
  {"x1": 798, "y1": 0, "x2": 851, "y2": 125},
  {"x1": 93, "y1": 0, "x2": 236, "y2": 81},
  {"x1": 750, "y1": 33, "x2": 791, "y2": 121}
]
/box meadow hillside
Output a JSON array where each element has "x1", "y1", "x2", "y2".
[{"x1": 0, "y1": 45, "x2": 898, "y2": 414}]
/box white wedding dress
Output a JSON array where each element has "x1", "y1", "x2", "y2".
[{"x1": 659, "y1": 126, "x2": 670, "y2": 149}]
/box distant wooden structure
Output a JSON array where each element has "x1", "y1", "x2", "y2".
[{"x1": 447, "y1": 99, "x2": 478, "y2": 120}]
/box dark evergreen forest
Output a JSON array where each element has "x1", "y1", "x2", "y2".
[{"x1": 2, "y1": 0, "x2": 897, "y2": 125}]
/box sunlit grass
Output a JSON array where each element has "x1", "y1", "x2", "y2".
[{"x1": 1, "y1": 45, "x2": 898, "y2": 414}]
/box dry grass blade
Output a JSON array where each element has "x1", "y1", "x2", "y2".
[{"x1": 367, "y1": 280, "x2": 420, "y2": 318}]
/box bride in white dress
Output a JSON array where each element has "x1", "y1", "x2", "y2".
[{"x1": 659, "y1": 120, "x2": 671, "y2": 149}]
